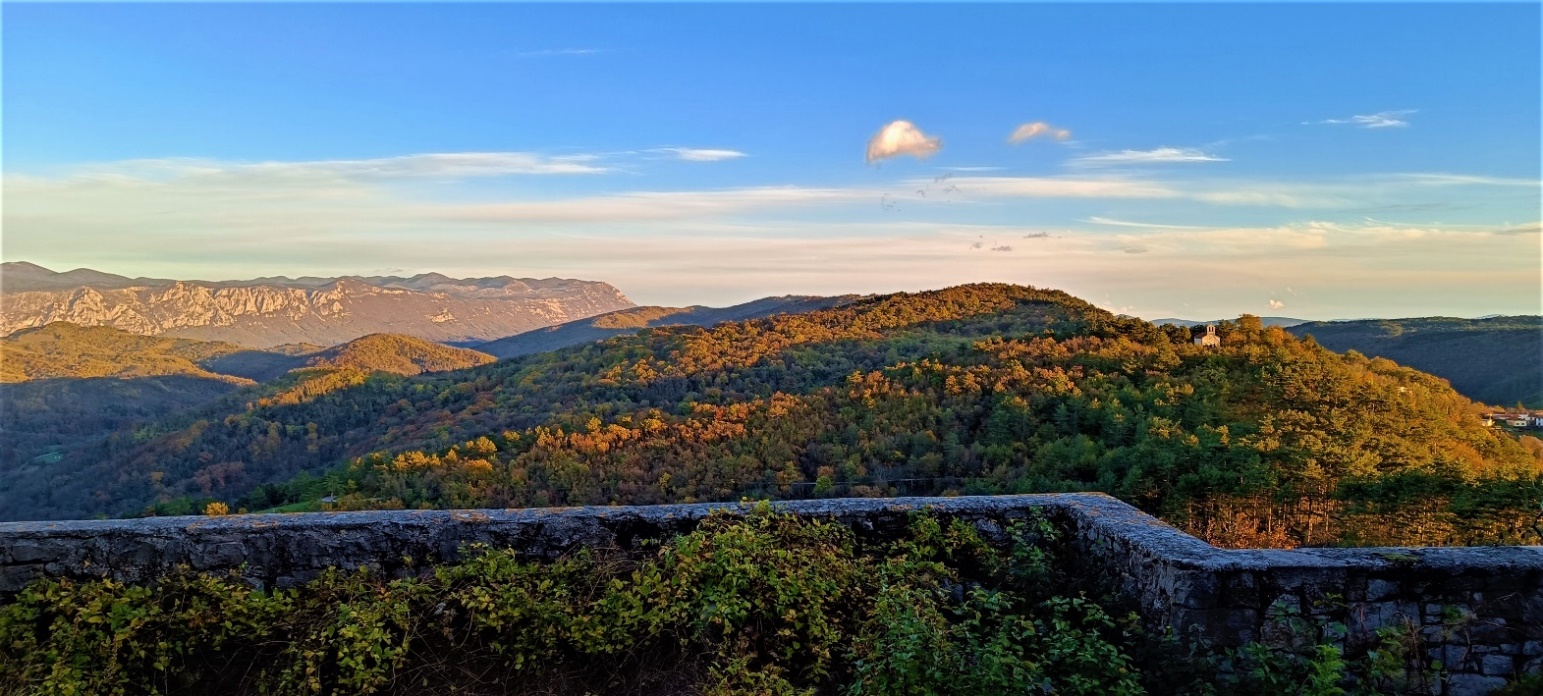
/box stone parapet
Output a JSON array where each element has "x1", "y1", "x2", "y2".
[{"x1": 3, "y1": 494, "x2": 1539, "y2": 693}]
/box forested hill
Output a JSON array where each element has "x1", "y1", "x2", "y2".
[
  {"x1": 299, "y1": 333, "x2": 495, "y2": 375},
  {"x1": 1287, "y1": 316, "x2": 1543, "y2": 407},
  {"x1": 0, "y1": 331, "x2": 496, "y2": 496},
  {"x1": 476, "y1": 294, "x2": 860, "y2": 358},
  {"x1": 0, "y1": 322, "x2": 255, "y2": 384},
  {"x1": 5, "y1": 284, "x2": 1539, "y2": 550}
]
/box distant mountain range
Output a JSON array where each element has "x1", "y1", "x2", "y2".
[
  {"x1": 1151, "y1": 316, "x2": 1310, "y2": 328},
  {"x1": 477, "y1": 295, "x2": 862, "y2": 358},
  {"x1": 0, "y1": 262, "x2": 634, "y2": 348}
]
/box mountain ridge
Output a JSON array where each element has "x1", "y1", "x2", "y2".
[{"x1": 1, "y1": 262, "x2": 635, "y2": 347}]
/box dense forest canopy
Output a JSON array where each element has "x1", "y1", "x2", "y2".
[{"x1": 3, "y1": 284, "x2": 1539, "y2": 548}]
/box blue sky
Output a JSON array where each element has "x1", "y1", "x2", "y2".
[{"x1": 4, "y1": 3, "x2": 1540, "y2": 319}]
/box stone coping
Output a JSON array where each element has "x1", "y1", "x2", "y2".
[{"x1": 5, "y1": 493, "x2": 1539, "y2": 574}]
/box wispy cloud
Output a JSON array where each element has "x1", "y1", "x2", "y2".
[
  {"x1": 437, "y1": 186, "x2": 871, "y2": 223},
  {"x1": 1069, "y1": 147, "x2": 1229, "y2": 168},
  {"x1": 1085, "y1": 216, "x2": 1215, "y2": 230},
  {"x1": 1494, "y1": 222, "x2": 1543, "y2": 236},
  {"x1": 1268, "y1": 299, "x2": 1286, "y2": 310},
  {"x1": 63, "y1": 152, "x2": 612, "y2": 183},
  {"x1": 866, "y1": 120, "x2": 942, "y2": 163},
  {"x1": 1313, "y1": 109, "x2": 1416, "y2": 128},
  {"x1": 515, "y1": 48, "x2": 603, "y2": 58},
  {"x1": 922, "y1": 176, "x2": 1179, "y2": 199},
  {"x1": 1395, "y1": 173, "x2": 1537, "y2": 187},
  {"x1": 648, "y1": 148, "x2": 748, "y2": 162},
  {"x1": 1008, "y1": 121, "x2": 1072, "y2": 144}
]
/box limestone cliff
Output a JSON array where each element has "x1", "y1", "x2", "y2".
[{"x1": 1, "y1": 263, "x2": 634, "y2": 348}]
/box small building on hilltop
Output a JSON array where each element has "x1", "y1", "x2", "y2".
[{"x1": 1194, "y1": 324, "x2": 1221, "y2": 348}]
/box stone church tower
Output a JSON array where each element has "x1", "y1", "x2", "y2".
[{"x1": 1194, "y1": 324, "x2": 1221, "y2": 348}]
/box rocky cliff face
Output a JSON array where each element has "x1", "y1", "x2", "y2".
[{"x1": 1, "y1": 264, "x2": 634, "y2": 348}]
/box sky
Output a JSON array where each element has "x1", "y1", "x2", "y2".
[{"x1": 3, "y1": 3, "x2": 1540, "y2": 320}]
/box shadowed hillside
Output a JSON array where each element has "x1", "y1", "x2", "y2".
[
  {"x1": 0, "y1": 375, "x2": 245, "y2": 492},
  {"x1": 0, "y1": 328, "x2": 496, "y2": 482}
]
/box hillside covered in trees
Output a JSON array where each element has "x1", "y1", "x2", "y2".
[
  {"x1": 0, "y1": 329, "x2": 495, "y2": 496},
  {"x1": 299, "y1": 333, "x2": 496, "y2": 375},
  {"x1": 1287, "y1": 316, "x2": 1543, "y2": 408},
  {"x1": 4, "y1": 284, "x2": 1539, "y2": 549},
  {"x1": 0, "y1": 322, "x2": 256, "y2": 384}
]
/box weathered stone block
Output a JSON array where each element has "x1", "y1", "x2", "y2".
[
  {"x1": 1481, "y1": 654, "x2": 1514, "y2": 676},
  {"x1": 1447, "y1": 674, "x2": 1508, "y2": 696},
  {"x1": 1367, "y1": 578, "x2": 1401, "y2": 602}
]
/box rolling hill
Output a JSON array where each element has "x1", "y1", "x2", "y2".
[
  {"x1": 0, "y1": 322, "x2": 256, "y2": 384},
  {"x1": 300, "y1": 333, "x2": 496, "y2": 375}
]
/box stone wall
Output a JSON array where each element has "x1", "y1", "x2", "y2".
[{"x1": 3, "y1": 493, "x2": 1541, "y2": 694}]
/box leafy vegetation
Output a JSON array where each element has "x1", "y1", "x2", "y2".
[{"x1": 1287, "y1": 316, "x2": 1543, "y2": 408}]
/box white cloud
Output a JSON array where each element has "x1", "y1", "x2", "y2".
[
  {"x1": 1069, "y1": 148, "x2": 1229, "y2": 168},
  {"x1": 866, "y1": 120, "x2": 942, "y2": 163},
  {"x1": 1008, "y1": 121, "x2": 1072, "y2": 144},
  {"x1": 649, "y1": 148, "x2": 748, "y2": 162},
  {"x1": 1315, "y1": 109, "x2": 1417, "y2": 128},
  {"x1": 1268, "y1": 299, "x2": 1286, "y2": 310}
]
